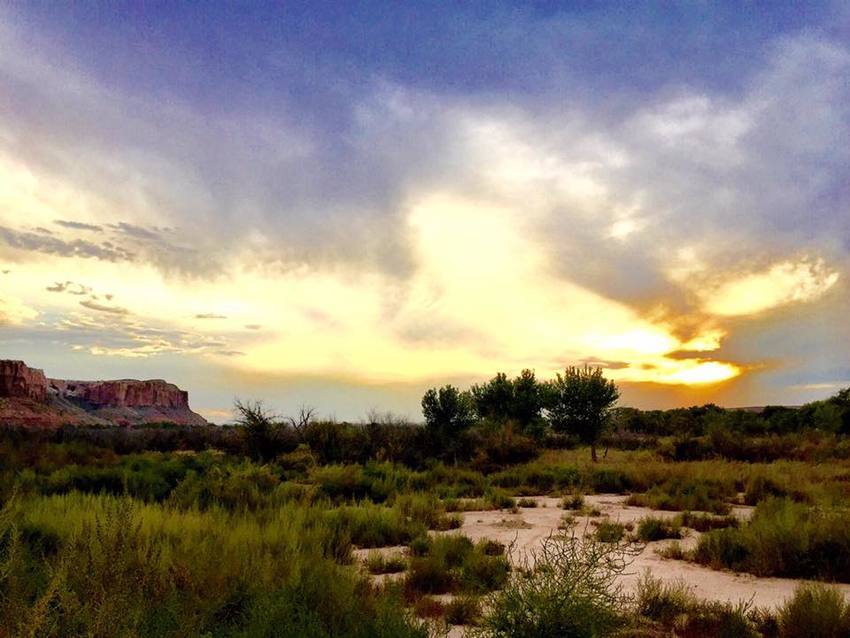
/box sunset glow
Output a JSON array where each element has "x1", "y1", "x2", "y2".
[{"x1": 1, "y1": 4, "x2": 848, "y2": 418}]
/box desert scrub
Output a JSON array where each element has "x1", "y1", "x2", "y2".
[
  {"x1": 516, "y1": 497, "x2": 538, "y2": 508},
  {"x1": 365, "y1": 551, "x2": 407, "y2": 574},
  {"x1": 694, "y1": 497, "x2": 850, "y2": 581},
  {"x1": 636, "y1": 516, "x2": 682, "y2": 542},
  {"x1": 445, "y1": 595, "x2": 482, "y2": 625},
  {"x1": 594, "y1": 520, "x2": 627, "y2": 543},
  {"x1": 778, "y1": 583, "x2": 850, "y2": 638},
  {"x1": 676, "y1": 511, "x2": 739, "y2": 532},
  {"x1": 561, "y1": 492, "x2": 585, "y2": 510},
  {"x1": 634, "y1": 572, "x2": 759, "y2": 638},
  {"x1": 1, "y1": 493, "x2": 429, "y2": 638},
  {"x1": 404, "y1": 534, "x2": 509, "y2": 596},
  {"x1": 626, "y1": 476, "x2": 734, "y2": 514},
  {"x1": 475, "y1": 532, "x2": 638, "y2": 638}
]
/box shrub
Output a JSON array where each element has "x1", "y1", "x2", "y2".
[
  {"x1": 476, "y1": 533, "x2": 636, "y2": 637},
  {"x1": 694, "y1": 498, "x2": 850, "y2": 581},
  {"x1": 595, "y1": 520, "x2": 627, "y2": 543},
  {"x1": 636, "y1": 517, "x2": 681, "y2": 542},
  {"x1": 676, "y1": 511, "x2": 739, "y2": 532},
  {"x1": 445, "y1": 595, "x2": 482, "y2": 625},
  {"x1": 517, "y1": 498, "x2": 538, "y2": 508},
  {"x1": 365, "y1": 551, "x2": 407, "y2": 575},
  {"x1": 412, "y1": 596, "x2": 445, "y2": 618},
  {"x1": 778, "y1": 583, "x2": 850, "y2": 638},
  {"x1": 562, "y1": 492, "x2": 585, "y2": 510},
  {"x1": 634, "y1": 572, "x2": 696, "y2": 626},
  {"x1": 626, "y1": 477, "x2": 733, "y2": 514},
  {"x1": 404, "y1": 535, "x2": 508, "y2": 596}
]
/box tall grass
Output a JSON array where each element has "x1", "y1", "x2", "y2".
[
  {"x1": 0, "y1": 493, "x2": 427, "y2": 638},
  {"x1": 694, "y1": 497, "x2": 850, "y2": 581}
]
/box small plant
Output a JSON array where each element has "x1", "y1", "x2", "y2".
[
  {"x1": 677, "y1": 511, "x2": 739, "y2": 532},
  {"x1": 635, "y1": 572, "x2": 696, "y2": 626},
  {"x1": 561, "y1": 492, "x2": 585, "y2": 510},
  {"x1": 594, "y1": 520, "x2": 626, "y2": 543},
  {"x1": 444, "y1": 595, "x2": 482, "y2": 625},
  {"x1": 558, "y1": 512, "x2": 577, "y2": 529},
  {"x1": 366, "y1": 551, "x2": 407, "y2": 575},
  {"x1": 516, "y1": 498, "x2": 538, "y2": 508},
  {"x1": 658, "y1": 541, "x2": 687, "y2": 560},
  {"x1": 432, "y1": 513, "x2": 463, "y2": 531},
  {"x1": 637, "y1": 516, "x2": 682, "y2": 542},
  {"x1": 413, "y1": 596, "x2": 445, "y2": 619}
]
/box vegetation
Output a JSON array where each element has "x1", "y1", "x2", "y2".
[
  {"x1": 547, "y1": 365, "x2": 620, "y2": 462},
  {"x1": 694, "y1": 497, "x2": 850, "y2": 582},
  {"x1": 2, "y1": 374, "x2": 850, "y2": 635}
]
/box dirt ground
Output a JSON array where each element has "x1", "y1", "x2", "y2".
[
  {"x1": 355, "y1": 494, "x2": 850, "y2": 637},
  {"x1": 453, "y1": 494, "x2": 850, "y2": 609}
]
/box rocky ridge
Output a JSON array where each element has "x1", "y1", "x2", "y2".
[{"x1": 0, "y1": 360, "x2": 207, "y2": 427}]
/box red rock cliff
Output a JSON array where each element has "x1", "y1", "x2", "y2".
[
  {"x1": 0, "y1": 359, "x2": 207, "y2": 427},
  {"x1": 0, "y1": 360, "x2": 48, "y2": 401},
  {"x1": 51, "y1": 379, "x2": 191, "y2": 409}
]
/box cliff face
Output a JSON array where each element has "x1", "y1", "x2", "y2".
[
  {"x1": 0, "y1": 360, "x2": 48, "y2": 401},
  {"x1": 49, "y1": 379, "x2": 191, "y2": 409},
  {"x1": 0, "y1": 360, "x2": 207, "y2": 427}
]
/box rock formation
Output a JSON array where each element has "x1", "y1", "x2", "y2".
[
  {"x1": 0, "y1": 360, "x2": 207, "y2": 427},
  {"x1": 0, "y1": 360, "x2": 48, "y2": 401}
]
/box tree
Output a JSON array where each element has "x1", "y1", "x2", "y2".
[
  {"x1": 421, "y1": 385, "x2": 476, "y2": 457},
  {"x1": 546, "y1": 365, "x2": 620, "y2": 462},
  {"x1": 471, "y1": 373, "x2": 514, "y2": 422},
  {"x1": 234, "y1": 399, "x2": 280, "y2": 461},
  {"x1": 470, "y1": 369, "x2": 546, "y2": 435},
  {"x1": 511, "y1": 369, "x2": 546, "y2": 435}
]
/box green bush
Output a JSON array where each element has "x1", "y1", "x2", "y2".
[
  {"x1": 694, "y1": 498, "x2": 850, "y2": 581},
  {"x1": 477, "y1": 533, "x2": 634, "y2": 637},
  {"x1": 778, "y1": 583, "x2": 850, "y2": 638},
  {"x1": 595, "y1": 520, "x2": 627, "y2": 543},
  {"x1": 636, "y1": 517, "x2": 681, "y2": 542}
]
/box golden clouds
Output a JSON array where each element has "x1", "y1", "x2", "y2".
[{"x1": 701, "y1": 259, "x2": 839, "y2": 317}]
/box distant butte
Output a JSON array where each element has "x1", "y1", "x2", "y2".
[{"x1": 0, "y1": 359, "x2": 207, "y2": 427}]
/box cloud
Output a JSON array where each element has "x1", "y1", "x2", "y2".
[
  {"x1": 0, "y1": 22, "x2": 848, "y2": 403},
  {"x1": 195, "y1": 313, "x2": 227, "y2": 319},
  {"x1": 79, "y1": 299, "x2": 129, "y2": 315},
  {"x1": 0, "y1": 226, "x2": 134, "y2": 261},
  {"x1": 54, "y1": 219, "x2": 102, "y2": 231},
  {"x1": 700, "y1": 259, "x2": 839, "y2": 317},
  {"x1": 108, "y1": 222, "x2": 161, "y2": 241},
  {"x1": 45, "y1": 281, "x2": 92, "y2": 295}
]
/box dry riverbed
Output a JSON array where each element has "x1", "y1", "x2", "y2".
[{"x1": 356, "y1": 493, "x2": 850, "y2": 636}]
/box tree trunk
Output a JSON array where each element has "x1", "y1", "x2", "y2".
[{"x1": 591, "y1": 443, "x2": 598, "y2": 463}]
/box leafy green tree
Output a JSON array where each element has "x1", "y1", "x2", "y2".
[
  {"x1": 471, "y1": 373, "x2": 514, "y2": 421},
  {"x1": 546, "y1": 365, "x2": 620, "y2": 462},
  {"x1": 421, "y1": 385, "x2": 476, "y2": 457},
  {"x1": 470, "y1": 369, "x2": 546, "y2": 435},
  {"x1": 512, "y1": 369, "x2": 546, "y2": 435}
]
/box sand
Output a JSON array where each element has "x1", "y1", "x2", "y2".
[{"x1": 450, "y1": 494, "x2": 850, "y2": 610}]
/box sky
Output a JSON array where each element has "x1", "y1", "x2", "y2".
[{"x1": 1, "y1": 2, "x2": 849, "y2": 422}]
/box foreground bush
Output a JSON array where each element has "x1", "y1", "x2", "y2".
[
  {"x1": 778, "y1": 583, "x2": 850, "y2": 638},
  {"x1": 475, "y1": 533, "x2": 637, "y2": 637}
]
